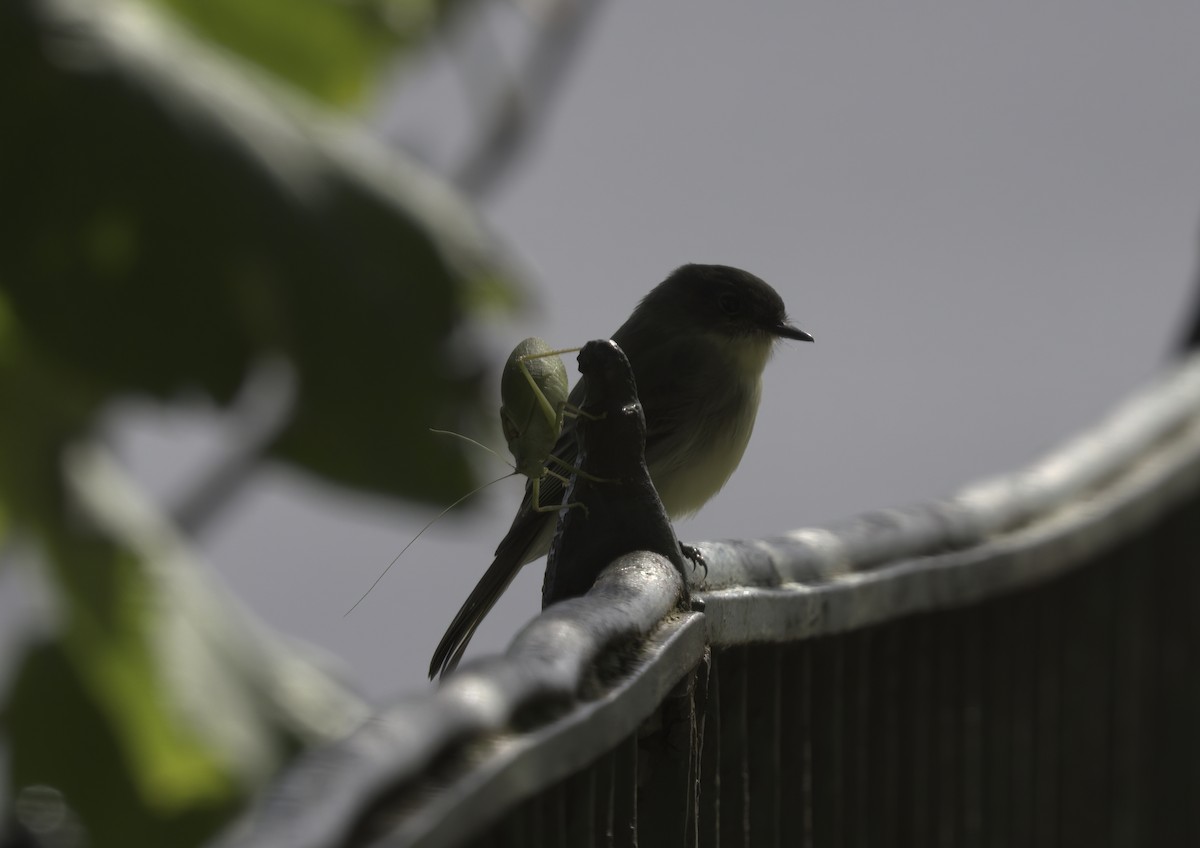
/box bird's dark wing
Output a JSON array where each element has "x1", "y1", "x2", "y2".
[
  {"x1": 427, "y1": 376, "x2": 587, "y2": 679},
  {"x1": 625, "y1": 335, "x2": 732, "y2": 468}
]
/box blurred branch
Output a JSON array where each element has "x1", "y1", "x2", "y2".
[
  {"x1": 2, "y1": 432, "x2": 372, "y2": 845},
  {"x1": 169, "y1": 359, "x2": 296, "y2": 538},
  {"x1": 1175, "y1": 220, "x2": 1200, "y2": 355},
  {"x1": 64, "y1": 441, "x2": 370, "y2": 751},
  {"x1": 453, "y1": 0, "x2": 608, "y2": 196}
]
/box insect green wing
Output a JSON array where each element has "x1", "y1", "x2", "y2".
[{"x1": 500, "y1": 337, "x2": 570, "y2": 477}]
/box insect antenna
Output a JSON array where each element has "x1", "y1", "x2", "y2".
[
  {"x1": 429, "y1": 428, "x2": 516, "y2": 470},
  {"x1": 343, "y1": 429, "x2": 515, "y2": 616}
]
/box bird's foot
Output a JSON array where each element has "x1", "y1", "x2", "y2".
[{"x1": 681, "y1": 543, "x2": 707, "y2": 578}]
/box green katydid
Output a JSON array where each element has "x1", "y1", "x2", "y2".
[
  {"x1": 344, "y1": 337, "x2": 599, "y2": 615},
  {"x1": 499, "y1": 336, "x2": 606, "y2": 515}
]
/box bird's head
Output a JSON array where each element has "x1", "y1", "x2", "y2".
[{"x1": 638, "y1": 264, "x2": 813, "y2": 346}]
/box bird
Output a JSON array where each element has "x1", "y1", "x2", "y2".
[{"x1": 429, "y1": 263, "x2": 813, "y2": 678}]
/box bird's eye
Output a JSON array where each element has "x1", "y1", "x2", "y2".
[{"x1": 718, "y1": 293, "x2": 741, "y2": 315}]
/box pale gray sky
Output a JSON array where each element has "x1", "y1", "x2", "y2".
[{"x1": 114, "y1": 1, "x2": 1200, "y2": 700}]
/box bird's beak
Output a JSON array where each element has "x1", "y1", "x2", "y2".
[{"x1": 775, "y1": 323, "x2": 814, "y2": 342}]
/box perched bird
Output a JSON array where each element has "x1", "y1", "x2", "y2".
[{"x1": 429, "y1": 263, "x2": 813, "y2": 678}]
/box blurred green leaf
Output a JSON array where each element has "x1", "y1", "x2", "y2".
[
  {"x1": 0, "y1": 0, "x2": 527, "y2": 504},
  {"x1": 30, "y1": 542, "x2": 238, "y2": 812},
  {"x1": 1, "y1": 0, "x2": 529, "y2": 841},
  {"x1": 0, "y1": 330, "x2": 368, "y2": 845},
  {"x1": 148, "y1": 0, "x2": 409, "y2": 106},
  {"x1": 145, "y1": 0, "x2": 474, "y2": 107},
  {"x1": 0, "y1": 333, "x2": 237, "y2": 845},
  {"x1": 5, "y1": 642, "x2": 236, "y2": 847}
]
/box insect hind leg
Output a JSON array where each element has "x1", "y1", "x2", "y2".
[
  {"x1": 547, "y1": 454, "x2": 611, "y2": 484},
  {"x1": 517, "y1": 347, "x2": 581, "y2": 428},
  {"x1": 530, "y1": 472, "x2": 589, "y2": 516}
]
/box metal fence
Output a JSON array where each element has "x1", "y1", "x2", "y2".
[{"x1": 213, "y1": 354, "x2": 1200, "y2": 848}]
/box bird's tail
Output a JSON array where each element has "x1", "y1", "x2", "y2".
[
  {"x1": 430, "y1": 430, "x2": 569, "y2": 679},
  {"x1": 428, "y1": 550, "x2": 525, "y2": 679}
]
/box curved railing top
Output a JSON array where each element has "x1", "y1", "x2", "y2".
[
  {"x1": 697, "y1": 353, "x2": 1200, "y2": 642},
  {"x1": 212, "y1": 352, "x2": 1200, "y2": 848}
]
